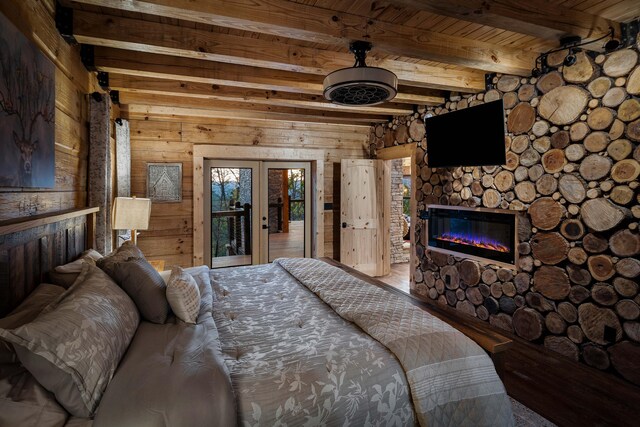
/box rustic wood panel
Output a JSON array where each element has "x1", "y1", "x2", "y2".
[{"x1": 129, "y1": 118, "x2": 367, "y2": 265}]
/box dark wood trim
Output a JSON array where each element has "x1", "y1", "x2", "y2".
[{"x1": 0, "y1": 207, "x2": 99, "y2": 236}]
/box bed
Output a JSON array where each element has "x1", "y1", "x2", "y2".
[{"x1": 0, "y1": 208, "x2": 514, "y2": 426}]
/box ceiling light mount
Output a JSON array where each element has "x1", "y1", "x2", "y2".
[{"x1": 323, "y1": 41, "x2": 398, "y2": 106}]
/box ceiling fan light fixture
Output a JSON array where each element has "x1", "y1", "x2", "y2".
[{"x1": 323, "y1": 41, "x2": 398, "y2": 106}]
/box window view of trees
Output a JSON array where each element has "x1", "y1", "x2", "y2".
[
  {"x1": 402, "y1": 176, "x2": 411, "y2": 217},
  {"x1": 211, "y1": 168, "x2": 249, "y2": 258},
  {"x1": 288, "y1": 169, "x2": 305, "y2": 221}
]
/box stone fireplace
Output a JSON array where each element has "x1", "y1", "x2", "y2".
[{"x1": 426, "y1": 205, "x2": 518, "y2": 268}]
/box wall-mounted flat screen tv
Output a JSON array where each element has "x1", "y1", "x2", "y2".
[{"x1": 425, "y1": 99, "x2": 506, "y2": 168}]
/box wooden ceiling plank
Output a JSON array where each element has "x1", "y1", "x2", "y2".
[
  {"x1": 122, "y1": 104, "x2": 385, "y2": 125},
  {"x1": 70, "y1": 0, "x2": 537, "y2": 75},
  {"x1": 118, "y1": 92, "x2": 392, "y2": 121},
  {"x1": 72, "y1": 10, "x2": 485, "y2": 92},
  {"x1": 112, "y1": 77, "x2": 413, "y2": 115},
  {"x1": 390, "y1": 0, "x2": 620, "y2": 41},
  {"x1": 94, "y1": 47, "x2": 445, "y2": 105}
]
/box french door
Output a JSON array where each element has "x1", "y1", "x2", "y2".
[{"x1": 203, "y1": 160, "x2": 311, "y2": 268}]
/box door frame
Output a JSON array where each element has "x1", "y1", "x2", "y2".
[
  {"x1": 193, "y1": 144, "x2": 325, "y2": 266},
  {"x1": 376, "y1": 143, "x2": 417, "y2": 290}
]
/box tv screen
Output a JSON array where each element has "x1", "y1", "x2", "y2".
[{"x1": 425, "y1": 99, "x2": 506, "y2": 168}]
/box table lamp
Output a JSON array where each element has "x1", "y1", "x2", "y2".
[{"x1": 112, "y1": 196, "x2": 152, "y2": 245}]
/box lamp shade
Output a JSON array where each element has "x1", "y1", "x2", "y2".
[{"x1": 112, "y1": 197, "x2": 151, "y2": 230}]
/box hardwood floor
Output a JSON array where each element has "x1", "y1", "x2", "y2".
[
  {"x1": 269, "y1": 220, "x2": 304, "y2": 261},
  {"x1": 378, "y1": 262, "x2": 410, "y2": 294}
]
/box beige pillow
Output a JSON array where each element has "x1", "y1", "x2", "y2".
[
  {"x1": 166, "y1": 267, "x2": 201, "y2": 324},
  {"x1": 0, "y1": 264, "x2": 139, "y2": 418},
  {"x1": 54, "y1": 249, "x2": 103, "y2": 273}
]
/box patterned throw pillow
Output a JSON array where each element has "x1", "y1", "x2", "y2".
[
  {"x1": 0, "y1": 264, "x2": 139, "y2": 417},
  {"x1": 166, "y1": 267, "x2": 201, "y2": 324}
]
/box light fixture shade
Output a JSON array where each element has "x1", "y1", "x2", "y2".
[
  {"x1": 112, "y1": 197, "x2": 152, "y2": 230},
  {"x1": 323, "y1": 67, "x2": 398, "y2": 106}
]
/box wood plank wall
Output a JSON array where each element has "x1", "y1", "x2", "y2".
[
  {"x1": 0, "y1": 0, "x2": 96, "y2": 222},
  {"x1": 128, "y1": 117, "x2": 370, "y2": 266}
]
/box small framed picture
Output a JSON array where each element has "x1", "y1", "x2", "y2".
[{"x1": 147, "y1": 163, "x2": 182, "y2": 203}]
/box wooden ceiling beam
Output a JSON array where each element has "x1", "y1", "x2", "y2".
[
  {"x1": 122, "y1": 104, "x2": 385, "y2": 126},
  {"x1": 72, "y1": 10, "x2": 485, "y2": 92},
  {"x1": 69, "y1": 0, "x2": 538, "y2": 75},
  {"x1": 94, "y1": 47, "x2": 445, "y2": 105},
  {"x1": 118, "y1": 92, "x2": 391, "y2": 123},
  {"x1": 391, "y1": 0, "x2": 620, "y2": 42},
  {"x1": 109, "y1": 74, "x2": 414, "y2": 115}
]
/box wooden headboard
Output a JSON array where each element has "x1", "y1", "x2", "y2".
[{"x1": 0, "y1": 207, "x2": 99, "y2": 317}]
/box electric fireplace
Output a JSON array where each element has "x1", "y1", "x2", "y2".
[{"x1": 426, "y1": 205, "x2": 518, "y2": 267}]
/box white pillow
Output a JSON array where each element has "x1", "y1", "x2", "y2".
[{"x1": 166, "y1": 267, "x2": 201, "y2": 324}]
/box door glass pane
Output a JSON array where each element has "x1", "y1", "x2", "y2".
[
  {"x1": 267, "y1": 168, "x2": 305, "y2": 262},
  {"x1": 210, "y1": 167, "x2": 253, "y2": 268}
]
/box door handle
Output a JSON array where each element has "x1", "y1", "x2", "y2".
[
  {"x1": 262, "y1": 224, "x2": 268, "y2": 229},
  {"x1": 342, "y1": 222, "x2": 347, "y2": 228}
]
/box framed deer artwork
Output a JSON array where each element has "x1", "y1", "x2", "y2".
[{"x1": 0, "y1": 12, "x2": 55, "y2": 188}]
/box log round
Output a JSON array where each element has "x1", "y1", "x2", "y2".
[
  {"x1": 484, "y1": 296, "x2": 500, "y2": 314},
  {"x1": 628, "y1": 65, "x2": 640, "y2": 95},
  {"x1": 608, "y1": 341, "x2": 640, "y2": 386},
  {"x1": 489, "y1": 313, "x2": 514, "y2": 333},
  {"x1": 514, "y1": 272, "x2": 530, "y2": 294},
  {"x1": 565, "y1": 144, "x2": 586, "y2": 162},
  {"x1": 441, "y1": 265, "x2": 460, "y2": 290},
  {"x1": 514, "y1": 181, "x2": 536, "y2": 203},
  {"x1": 588, "y1": 76, "x2": 612, "y2": 98},
  {"x1": 394, "y1": 124, "x2": 408, "y2": 143},
  {"x1": 609, "y1": 229, "x2": 640, "y2": 256},
  {"x1": 545, "y1": 312, "x2": 567, "y2": 334},
  {"x1": 494, "y1": 170, "x2": 515, "y2": 192},
  {"x1": 533, "y1": 266, "x2": 570, "y2": 300},
  {"x1": 519, "y1": 85, "x2": 537, "y2": 102},
  {"x1": 615, "y1": 258, "x2": 640, "y2": 278},
  {"x1": 580, "y1": 198, "x2": 631, "y2": 232},
  {"x1": 504, "y1": 151, "x2": 520, "y2": 170},
  {"x1": 520, "y1": 148, "x2": 541, "y2": 167},
  {"x1": 515, "y1": 166, "x2": 529, "y2": 182},
  {"x1": 591, "y1": 283, "x2": 619, "y2": 306},
  {"x1": 627, "y1": 118, "x2": 640, "y2": 141},
  {"x1": 482, "y1": 189, "x2": 501, "y2": 208},
  {"x1": 582, "y1": 343, "x2": 610, "y2": 370},
  {"x1": 491, "y1": 282, "x2": 503, "y2": 299},
  {"x1": 614, "y1": 277, "x2": 639, "y2": 297},
  {"x1": 603, "y1": 49, "x2": 638, "y2": 77},
  {"x1": 409, "y1": 119, "x2": 426, "y2": 141},
  {"x1": 499, "y1": 296, "x2": 517, "y2": 314},
  {"x1": 563, "y1": 52, "x2": 596, "y2": 83},
  {"x1": 481, "y1": 268, "x2": 498, "y2": 285},
  {"x1": 558, "y1": 301, "x2": 578, "y2": 323},
  {"x1": 484, "y1": 89, "x2": 501, "y2": 103},
  {"x1": 507, "y1": 102, "x2": 536, "y2": 134},
  {"x1": 545, "y1": 336, "x2": 579, "y2": 361},
  {"x1": 551, "y1": 130, "x2": 571, "y2": 148},
  {"x1": 607, "y1": 139, "x2": 633, "y2": 161},
  {"x1": 561, "y1": 219, "x2": 586, "y2": 241},
  {"x1": 533, "y1": 136, "x2": 551, "y2": 153},
  {"x1": 583, "y1": 132, "x2": 610, "y2": 152},
  {"x1": 567, "y1": 265, "x2": 592, "y2": 287},
  {"x1": 538, "y1": 86, "x2": 589, "y2": 125},
  {"x1": 578, "y1": 303, "x2": 622, "y2": 345},
  {"x1": 570, "y1": 285, "x2": 591, "y2": 304},
  {"x1": 587, "y1": 107, "x2": 615, "y2": 130},
  {"x1": 466, "y1": 287, "x2": 484, "y2": 305},
  {"x1": 528, "y1": 164, "x2": 545, "y2": 181},
  {"x1": 528, "y1": 197, "x2": 564, "y2": 230},
  {"x1": 602, "y1": 87, "x2": 627, "y2": 108},
  {"x1": 511, "y1": 135, "x2": 530, "y2": 153},
  {"x1": 611, "y1": 159, "x2": 640, "y2": 183},
  {"x1": 587, "y1": 254, "x2": 615, "y2": 281},
  {"x1": 624, "y1": 322, "x2": 640, "y2": 343},
  {"x1": 526, "y1": 292, "x2": 556, "y2": 312},
  {"x1": 513, "y1": 307, "x2": 545, "y2": 341},
  {"x1": 583, "y1": 233, "x2": 609, "y2": 253},
  {"x1": 503, "y1": 282, "x2": 517, "y2": 297},
  {"x1": 459, "y1": 260, "x2": 481, "y2": 286},
  {"x1": 558, "y1": 174, "x2": 586, "y2": 203},
  {"x1": 476, "y1": 305, "x2": 489, "y2": 321},
  {"x1": 616, "y1": 299, "x2": 640, "y2": 320},
  {"x1": 567, "y1": 246, "x2": 588, "y2": 264},
  {"x1": 567, "y1": 325, "x2": 585, "y2": 344},
  {"x1": 497, "y1": 75, "x2": 521, "y2": 92},
  {"x1": 609, "y1": 119, "x2": 626, "y2": 139},
  {"x1": 579, "y1": 154, "x2": 612, "y2": 181},
  {"x1": 531, "y1": 233, "x2": 569, "y2": 265},
  {"x1": 503, "y1": 91, "x2": 518, "y2": 109},
  {"x1": 618, "y1": 98, "x2": 640, "y2": 122},
  {"x1": 542, "y1": 149, "x2": 567, "y2": 173},
  {"x1": 569, "y1": 122, "x2": 590, "y2": 141},
  {"x1": 536, "y1": 71, "x2": 564, "y2": 94}
]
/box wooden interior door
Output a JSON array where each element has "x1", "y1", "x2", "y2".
[{"x1": 340, "y1": 159, "x2": 390, "y2": 277}]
